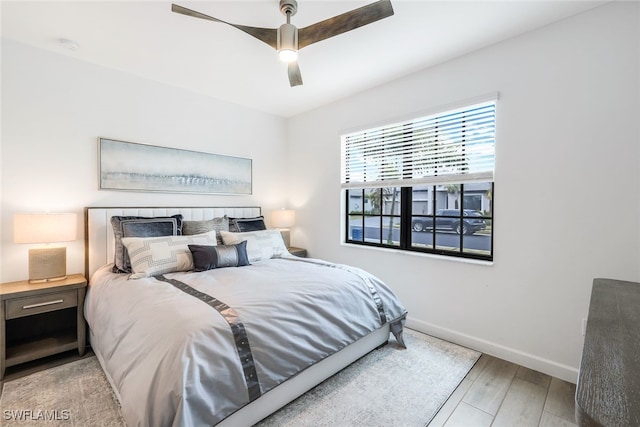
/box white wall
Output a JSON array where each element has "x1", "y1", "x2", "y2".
[
  {"x1": 1, "y1": 1, "x2": 638, "y2": 384},
  {"x1": 286, "y1": 2, "x2": 640, "y2": 382},
  {"x1": 1, "y1": 39, "x2": 288, "y2": 283}
]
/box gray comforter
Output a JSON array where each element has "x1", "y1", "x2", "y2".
[{"x1": 85, "y1": 257, "x2": 407, "y2": 426}]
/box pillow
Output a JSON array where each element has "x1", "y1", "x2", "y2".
[
  {"x1": 219, "y1": 229, "x2": 287, "y2": 263},
  {"x1": 111, "y1": 215, "x2": 183, "y2": 273},
  {"x1": 182, "y1": 216, "x2": 229, "y2": 245},
  {"x1": 188, "y1": 241, "x2": 250, "y2": 271},
  {"x1": 228, "y1": 216, "x2": 267, "y2": 233},
  {"x1": 121, "y1": 231, "x2": 217, "y2": 279}
]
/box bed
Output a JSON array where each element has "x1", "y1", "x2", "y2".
[{"x1": 84, "y1": 206, "x2": 407, "y2": 426}]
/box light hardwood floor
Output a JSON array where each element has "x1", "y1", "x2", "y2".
[
  {"x1": 430, "y1": 354, "x2": 577, "y2": 427},
  {"x1": 2, "y1": 349, "x2": 578, "y2": 427}
]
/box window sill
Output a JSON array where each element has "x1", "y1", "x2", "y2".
[{"x1": 340, "y1": 241, "x2": 494, "y2": 266}]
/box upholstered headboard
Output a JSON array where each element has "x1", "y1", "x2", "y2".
[{"x1": 85, "y1": 206, "x2": 261, "y2": 279}]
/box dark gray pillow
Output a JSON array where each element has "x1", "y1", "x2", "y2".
[
  {"x1": 188, "y1": 241, "x2": 250, "y2": 271},
  {"x1": 111, "y1": 215, "x2": 183, "y2": 273},
  {"x1": 228, "y1": 216, "x2": 266, "y2": 232},
  {"x1": 182, "y1": 216, "x2": 228, "y2": 245}
]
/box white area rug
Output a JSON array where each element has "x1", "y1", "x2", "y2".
[
  {"x1": 0, "y1": 329, "x2": 479, "y2": 426},
  {"x1": 0, "y1": 357, "x2": 124, "y2": 426},
  {"x1": 257, "y1": 328, "x2": 480, "y2": 426}
]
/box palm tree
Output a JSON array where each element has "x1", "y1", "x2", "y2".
[
  {"x1": 445, "y1": 184, "x2": 461, "y2": 209},
  {"x1": 366, "y1": 189, "x2": 382, "y2": 214},
  {"x1": 367, "y1": 188, "x2": 399, "y2": 244},
  {"x1": 383, "y1": 188, "x2": 398, "y2": 244}
]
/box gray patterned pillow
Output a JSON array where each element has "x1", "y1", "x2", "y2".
[
  {"x1": 122, "y1": 231, "x2": 217, "y2": 278},
  {"x1": 182, "y1": 216, "x2": 228, "y2": 245},
  {"x1": 110, "y1": 215, "x2": 183, "y2": 273},
  {"x1": 219, "y1": 229, "x2": 287, "y2": 263}
]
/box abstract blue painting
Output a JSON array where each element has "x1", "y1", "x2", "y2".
[{"x1": 99, "y1": 138, "x2": 252, "y2": 195}]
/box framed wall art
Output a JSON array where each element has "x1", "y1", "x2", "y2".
[{"x1": 99, "y1": 138, "x2": 252, "y2": 195}]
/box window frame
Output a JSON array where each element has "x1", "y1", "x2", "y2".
[
  {"x1": 341, "y1": 96, "x2": 497, "y2": 262},
  {"x1": 345, "y1": 183, "x2": 494, "y2": 261},
  {"x1": 346, "y1": 187, "x2": 403, "y2": 247}
]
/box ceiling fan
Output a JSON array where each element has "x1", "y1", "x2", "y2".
[{"x1": 171, "y1": 0, "x2": 394, "y2": 87}]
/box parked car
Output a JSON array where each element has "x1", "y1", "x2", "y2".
[{"x1": 412, "y1": 209, "x2": 486, "y2": 235}]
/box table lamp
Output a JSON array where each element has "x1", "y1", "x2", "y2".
[
  {"x1": 271, "y1": 209, "x2": 295, "y2": 247},
  {"x1": 14, "y1": 213, "x2": 77, "y2": 283}
]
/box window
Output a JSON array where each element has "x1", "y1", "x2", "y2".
[
  {"x1": 348, "y1": 187, "x2": 402, "y2": 246},
  {"x1": 341, "y1": 96, "x2": 496, "y2": 261}
]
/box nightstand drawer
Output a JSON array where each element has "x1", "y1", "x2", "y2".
[{"x1": 5, "y1": 290, "x2": 77, "y2": 319}]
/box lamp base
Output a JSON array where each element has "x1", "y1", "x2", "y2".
[{"x1": 28, "y1": 247, "x2": 67, "y2": 283}]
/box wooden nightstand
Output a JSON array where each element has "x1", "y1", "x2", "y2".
[
  {"x1": 0, "y1": 274, "x2": 87, "y2": 380},
  {"x1": 288, "y1": 247, "x2": 307, "y2": 257}
]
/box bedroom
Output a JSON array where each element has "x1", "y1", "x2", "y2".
[{"x1": 1, "y1": 0, "x2": 639, "y2": 425}]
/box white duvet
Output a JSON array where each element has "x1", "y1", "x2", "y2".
[{"x1": 85, "y1": 257, "x2": 407, "y2": 426}]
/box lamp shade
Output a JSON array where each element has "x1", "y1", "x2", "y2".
[
  {"x1": 14, "y1": 213, "x2": 77, "y2": 244},
  {"x1": 271, "y1": 209, "x2": 295, "y2": 229}
]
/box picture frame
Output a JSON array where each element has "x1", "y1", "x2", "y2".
[{"x1": 99, "y1": 138, "x2": 252, "y2": 195}]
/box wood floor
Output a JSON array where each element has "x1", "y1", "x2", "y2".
[
  {"x1": 2, "y1": 349, "x2": 578, "y2": 427},
  {"x1": 430, "y1": 354, "x2": 577, "y2": 427}
]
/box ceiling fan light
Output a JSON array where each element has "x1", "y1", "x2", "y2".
[
  {"x1": 278, "y1": 49, "x2": 298, "y2": 63},
  {"x1": 277, "y1": 22, "x2": 298, "y2": 63}
]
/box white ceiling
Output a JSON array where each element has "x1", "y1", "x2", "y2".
[{"x1": 1, "y1": 1, "x2": 608, "y2": 117}]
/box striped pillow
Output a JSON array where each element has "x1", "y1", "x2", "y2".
[{"x1": 188, "y1": 241, "x2": 250, "y2": 271}]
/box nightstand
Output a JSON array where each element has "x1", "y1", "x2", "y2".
[
  {"x1": 0, "y1": 274, "x2": 87, "y2": 380},
  {"x1": 288, "y1": 247, "x2": 307, "y2": 257}
]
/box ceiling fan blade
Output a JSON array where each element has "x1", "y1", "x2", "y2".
[
  {"x1": 298, "y1": 0, "x2": 394, "y2": 49},
  {"x1": 288, "y1": 62, "x2": 303, "y2": 87},
  {"x1": 171, "y1": 4, "x2": 277, "y2": 49}
]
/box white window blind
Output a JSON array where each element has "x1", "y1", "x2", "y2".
[{"x1": 341, "y1": 99, "x2": 496, "y2": 189}]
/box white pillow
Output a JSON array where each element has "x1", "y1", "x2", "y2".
[
  {"x1": 219, "y1": 229, "x2": 287, "y2": 263},
  {"x1": 122, "y1": 231, "x2": 217, "y2": 278}
]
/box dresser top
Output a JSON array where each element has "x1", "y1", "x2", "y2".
[{"x1": 576, "y1": 278, "x2": 640, "y2": 427}]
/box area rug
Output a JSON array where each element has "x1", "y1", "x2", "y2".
[
  {"x1": 0, "y1": 357, "x2": 124, "y2": 426},
  {"x1": 0, "y1": 329, "x2": 479, "y2": 426},
  {"x1": 256, "y1": 328, "x2": 480, "y2": 426}
]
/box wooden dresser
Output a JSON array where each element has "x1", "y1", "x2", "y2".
[{"x1": 575, "y1": 278, "x2": 640, "y2": 426}]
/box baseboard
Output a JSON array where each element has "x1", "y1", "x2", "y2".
[{"x1": 406, "y1": 317, "x2": 579, "y2": 384}]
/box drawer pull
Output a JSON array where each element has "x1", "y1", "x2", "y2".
[{"x1": 22, "y1": 299, "x2": 65, "y2": 309}]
